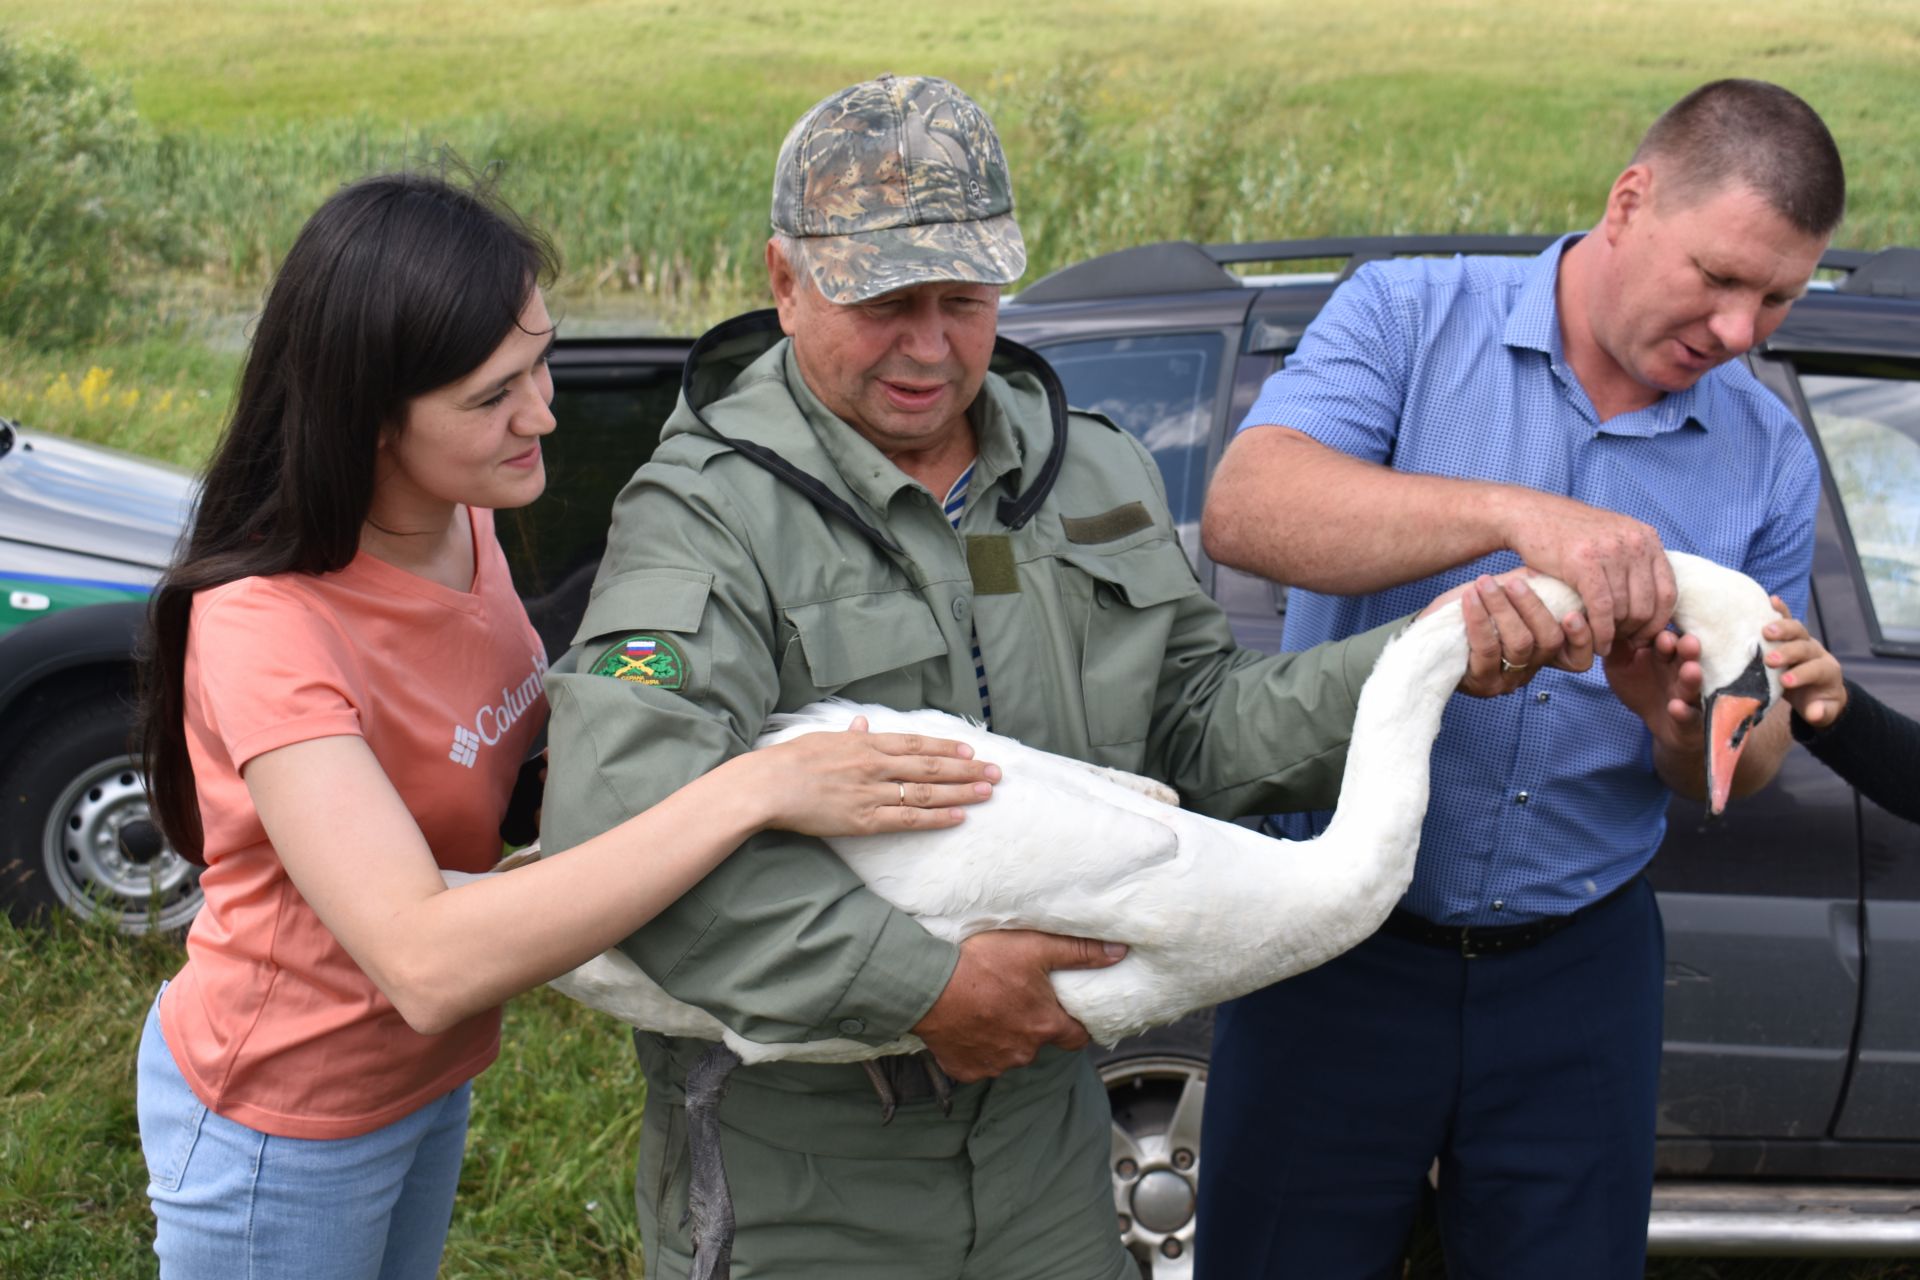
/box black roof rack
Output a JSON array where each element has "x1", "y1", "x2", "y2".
[
  {"x1": 1014, "y1": 242, "x2": 1240, "y2": 304},
  {"x1": 1016, "y1": 236, "x2": 1908, "y2": 305},
  {"x1": 1833, "y1": 247, "x2": 1920, "y2": 299},
  {"x1": 1204, "y1": 235, "x2": 1555, "y2": 277},
  {"x1": 1016, "y1": 236, "x2": 1558, "y2": 303}
]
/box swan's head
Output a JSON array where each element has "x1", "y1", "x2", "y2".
[
  {"x1": 1667, "y1": 552, "x2": 1786, "y2": 816},
  {"x1": 1699, "y1": 639, "x2": 1779, "y2": 817}
]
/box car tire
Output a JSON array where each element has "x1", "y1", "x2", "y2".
[
  {"x1": 1095, "y1": 1009, "x2": 1211, "y2": 1278},
  {"x1": 0, "y1": 687, "x2": 202, "y2": 933}
]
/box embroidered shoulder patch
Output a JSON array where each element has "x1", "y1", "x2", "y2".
[{"x1": 591, "y1": 634, "x2": 686, "y2": 689}]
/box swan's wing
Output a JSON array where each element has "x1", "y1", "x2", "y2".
[
  {"x1": 549, "y1": 947, "x2": 731, "y2": 1040},
  {"x1": 552, "y1": 949, "x2": 925, "y2": 1064},
  {"x1": 831, "y1": 757, "x2": 1183, "y2": 936}
]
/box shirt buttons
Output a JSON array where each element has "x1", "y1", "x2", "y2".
[
  {"x1": 1492, "y1": 899, "x2": 1506, "y2": 912},
  {"x1": 951, "y1": 596, "x2": 969, "y2": 621},
  {"x1": 1514, "y1": 790, "x2": 1530, "y2": 805},
  {"x1": 837, "y1": 1018, "x2": 866, "y2": 1036},
  {"x1": 1536, "y1": 691, "x2": 1550, "y2": 704}
]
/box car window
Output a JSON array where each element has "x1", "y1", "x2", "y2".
[
  {"x1": 1801, "y1": 371, "x2": 1920, "y2": 647},
  {"x1": 1041, "y1": 333, "x2": 1223, "y2": 552},
  {"x1": 502, "y1": 370, "x2": 682, "y2": 660},
  {"x1": 503, "y1": 373, "x2": 680, "y2": 593}
]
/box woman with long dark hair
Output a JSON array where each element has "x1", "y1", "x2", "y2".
[{"x1": 133, "y1": 171, "x2": 997, "y2": 1279}]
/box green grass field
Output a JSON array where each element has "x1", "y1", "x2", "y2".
[
  {"x1": 1, "y1": 913, "x2": 651, "y2": 1278},
  {"x1": 7, "y1": 914, "x2": 1919, "y2": 1279},
  {"x1": 4, "y1": 0, "x2": 1920, "y2": 466},
  {"x1": 5, "y1": 4, "x2": 1920, "y2": 1274}
]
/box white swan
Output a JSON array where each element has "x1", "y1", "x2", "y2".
[
  {"x1": 460, "y1": 549, "x2": 1782, "y2": 1053},
  {"x1": 455, "y1": 550, "x2": 1783, "y2": 1279}
]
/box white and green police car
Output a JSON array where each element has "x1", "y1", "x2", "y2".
[{"x1": 0, "y1": 416, "x2": 200, "y2": 932}]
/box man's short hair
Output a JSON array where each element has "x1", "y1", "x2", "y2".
[{"x1": 1632, "y1": 79, "x2": 1845, "y2": 236}]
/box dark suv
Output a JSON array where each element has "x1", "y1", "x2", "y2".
[
  {"x1": 1014, "y1": 238, "x2": 1920, "y2": 1267},
  {"x1": 519, "y1": 237, "x2": 1920, "y2": 1267},
  {"x1": 5, "y1": 236, "x2": 1916, "y2": 1265}
]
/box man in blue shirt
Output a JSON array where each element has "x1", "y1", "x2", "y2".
[{"x1": 1194, "y1": 80, "x2": 1845, "y2": 1277}]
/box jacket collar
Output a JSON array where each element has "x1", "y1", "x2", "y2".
[{"x1": 674, "y1": 310, "x2": 1071, "y2": 553}]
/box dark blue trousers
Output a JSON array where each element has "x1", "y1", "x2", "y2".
[{"x1": 1196, "y1": 877, "x2": 1663, "y2": 1279}]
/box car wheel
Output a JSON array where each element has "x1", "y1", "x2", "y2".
[
  {"x1": 0, "y1": 689, "x2": 202, "y2": 933},
  {"x1": 1096, "y1": 1010, "x2": 1210, "y2": 1279}
]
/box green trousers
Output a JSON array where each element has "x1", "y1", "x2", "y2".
[{"x1": 633, "y1": 1036, "x2": 1134, "y2": 1280}]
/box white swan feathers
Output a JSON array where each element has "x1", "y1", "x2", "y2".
[{"x1": 451, "y1": 550, "x2": 1782, "y2": 1064}]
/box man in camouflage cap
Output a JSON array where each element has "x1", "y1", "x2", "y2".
[
  {"x1": 771, "y1": 72, "x2": 1027, "y2": 303},
  {"x1": 541, "y1": 72, "x2": 1554, "y2": 1279}
]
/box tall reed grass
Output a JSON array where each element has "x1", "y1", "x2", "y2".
[{"x1": 6, "y1": 21, "x2": 1920, "y2": 462}]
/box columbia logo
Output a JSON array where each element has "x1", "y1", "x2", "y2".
[{"x1": 449, "y1": 725, "x2": 481, "y2": 768}]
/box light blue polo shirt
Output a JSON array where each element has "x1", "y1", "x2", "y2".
[{"x1": 1246, "y1": 237, "x2": 1820, "y2": 925}]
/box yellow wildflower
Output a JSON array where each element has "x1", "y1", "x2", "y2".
[{"x1": 79, "y1": 366, "x2": 113, "y2": 411}]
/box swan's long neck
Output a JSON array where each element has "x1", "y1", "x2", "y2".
[
  {"x1": 1313, "y1": 577, "x2": 1585, "y2": 915},
  {"x1": 1313, "y1": 551, "x2": 1767, "y2": 876}
]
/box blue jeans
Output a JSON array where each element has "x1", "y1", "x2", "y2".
[{"x1": 137, "y1": 988, "x2": 472, "y2": 1280}]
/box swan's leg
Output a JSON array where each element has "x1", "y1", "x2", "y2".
[
  {"x1": 683, "y1": 1042, "x2": 742, "y2": 1280},
  {"x1": 859, "y1": 1059, "x2": 898, "y2": 1125},
  {"x1": 855, "y1": 1052, "x2": 951, "y2": 1123},
  {"x1": 922, "y1": 1055, "x2": 954, "y2": 1117}
]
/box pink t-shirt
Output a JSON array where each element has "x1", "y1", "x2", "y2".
[{"x1": 159, "y1": 508, "x2": 547, "y2": 1139}]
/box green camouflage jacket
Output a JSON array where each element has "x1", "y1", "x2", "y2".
[{"x1": 541, "y1": 311, "x2": 1398, "y2": 1066}]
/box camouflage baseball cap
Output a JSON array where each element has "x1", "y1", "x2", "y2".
[{"x1": 771, "y1": 74, "x2": 1027, "y2": 305}]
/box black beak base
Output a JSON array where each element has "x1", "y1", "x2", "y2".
[{"x1": 1701, "y1": 647, "x2": 1773, "y2": 823}]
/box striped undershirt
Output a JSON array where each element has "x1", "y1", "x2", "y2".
[{"x1": 942, "y1": 462, "x2": 992, "y2": 729}]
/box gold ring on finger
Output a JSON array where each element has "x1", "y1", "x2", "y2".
[
  {"x1": 1499, "y1": 656, "x2": 1524, "y2": 674},
  {"x1": 898, "y1": 782, "x2": 908, "y2": 806}
]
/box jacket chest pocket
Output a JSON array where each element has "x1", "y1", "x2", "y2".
[
  {"x1": 778, "y1": 590, "x2": 949, "y2": 709},
  {"x1": 1055, "y1": 536, "x2": 1202, "y2": 751}
]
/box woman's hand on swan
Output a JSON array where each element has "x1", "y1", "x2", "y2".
[
  {"x1": 1764, "y1": 597, "x2": 1848, "y2": 727},
  {"x1": 1421, "y1": 570, "x2": 1594, "y2": 697},
  {"x1": 745, "y1": 716, "x2": 1000, "y2": 837},
  {"x1": 1603, "y1": 630, "x2": 1707, "y2": 750}
]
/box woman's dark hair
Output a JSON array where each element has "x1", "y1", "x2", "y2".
[{"x1": 139, "y1": 168, "x2": 559, "y2": 861}]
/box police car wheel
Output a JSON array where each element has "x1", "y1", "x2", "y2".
[
  {"x1": 1095, "y1": 1011, "x2": 1211, "y2": 1278},
  {"x1": 0, "y1": 690, "x2": 202, "y2": 934}
]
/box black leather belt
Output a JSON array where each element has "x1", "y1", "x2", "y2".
[{"x1": 1379, "y1": 878, "x2": 1638, "y2": 959}]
